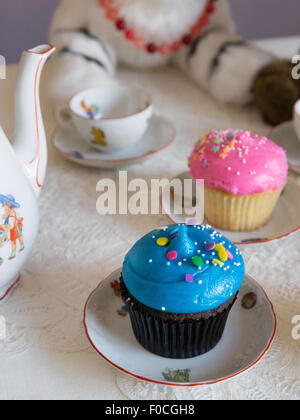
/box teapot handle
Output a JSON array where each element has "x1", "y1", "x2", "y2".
[{"x1": 55, "y1": 105, "x2": 74, "y2": 130}]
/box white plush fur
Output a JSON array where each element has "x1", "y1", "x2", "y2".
[{"x1": 47, "y1": 0, "x2": 275, "y2": 108}]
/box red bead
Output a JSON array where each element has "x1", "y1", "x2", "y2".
[
  {"x1": 125, "y1": 29, "x2": 136, "y2": 40},
  {"x1": 135, "y1": 37, "x2": 146, "y2": 49},
  {"x1": 171, "y1": 41, "x2": 182, "y2": 52},
  {"x1": 146, "y1": 43, "x2": 157, "y2": 54},
  {"x1": 159, "y1": 44, "x2": 169, "y2": 56},
  {"x1": 191, "y1": 25, "x2": 202, "y2": 37},
  {"x1": 206, "y1": 2, "x2": 215, "y2": 14},
  {"x1": 106, "y1": 8, "x2": 118, "y2": 20},
  {"x1": 100, "y1": 0, "x2": 111, "y2": 8},
  {"x1": 198, "y1": 15, "x2": 209, "y2": 26},
  {"x1": 182, "y1": 34, "x2": 192, "y2": 45},
  {"x1": 115, "y1": 18, "x2": 126, "y2": 31}
]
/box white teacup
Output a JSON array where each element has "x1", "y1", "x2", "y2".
[
  {"x1": 56, "y1": 85, "x2": 153, "y2": 153},
  {"x1": 294, "y1": 99, "x2": 300, "y2": 142}
]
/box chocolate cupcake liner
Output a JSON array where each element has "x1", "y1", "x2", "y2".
[{"x1": 120, "y1": 278, "x2": 237, "y2": 359}]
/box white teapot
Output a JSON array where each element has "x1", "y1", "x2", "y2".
[{"x1": 0, "y1": 44, "x2": 55, "y2": 303}]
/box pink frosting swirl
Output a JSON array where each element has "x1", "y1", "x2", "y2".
[{"x1": 189, "y1": 129, "x2": 288, "y2": 195}]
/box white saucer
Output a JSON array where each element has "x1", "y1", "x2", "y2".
[
  {"x1": 84, "y1": 269, "x2": 276, "y2": 387},
  {"x1": 270, "y1": 121, "x2": 300, "y2": 175},
  {"x1": 161, "y1": 172, "x2": 300, "y2": 246},
  {"x1": 52, "y1": 114, "x2": 176, "y2": 169}
]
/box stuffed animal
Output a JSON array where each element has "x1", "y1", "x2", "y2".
[{"x1": 46, "y1": 0, "x2": 299, "y2": 126}]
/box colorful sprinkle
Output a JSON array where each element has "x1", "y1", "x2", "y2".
[
  {"x1": 226, "y1": 249, "x2": 234, "y2": 260},
  {"x1": 167, "y1": 250, "x2": 178, "y2": 261},
  {"x1": 192, "y1": 256, "x2": 204, "y2": 268},
  {"x1": 185, "y1": 274, "x2": 194, "y2": 283},
  {"x1": 213, "y1": 258, "x2": 224, "y2": 267},
  {"x1": 212, "y1": 146, "x2": 220, "y2": 153},
  {"x1": 157, "y1": 237, "x2": 169, "y2": 247},
  {"x1": 170, "y1": 233, "x2": 179, "y2": 239},
  {"x1": 214, "y1": 243, "x2": 225, "y2": 252},
  {"x1": 205, "y1": 242, "x2": 215, "y2": 251},
  {"x1": 227, "y1": 131, "x2": 235, "y2": 139},
  {"x1": 202, "y1": 159, "x2": 208, "y2": 168},
  {"x1": 218, "y1": 249, "x2": 228, "y2": 262}
]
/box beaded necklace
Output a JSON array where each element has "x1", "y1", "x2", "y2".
[{"x1": 99, "y1": 0, "x2": 216, "y2": 55}]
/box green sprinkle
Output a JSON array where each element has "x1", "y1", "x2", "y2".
[
  {"x1": 228, "y1": 131, "x2": 235, "y2": 139},
  {"x1": 192, "y1": 256, "x2": 204, "y2": 268}
]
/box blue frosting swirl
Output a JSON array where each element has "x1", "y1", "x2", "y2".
[{"x1": 122, "y1": 224, "x2": 245, "y2": 314}]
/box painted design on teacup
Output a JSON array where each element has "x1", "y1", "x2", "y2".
[
  {"x1": 0, "y1": 194, "x2": 24, "y2": 264},
  {"x1": 242, "y1": 292, "x2": 257, "y2": 309},
  {"x1": 91, "y1": 127, "x2": 107, "y2": 147},
  {"x1": 111, "y1": 280, "x2": 129, "y2": 317},
  {"x1": 162, "y1": 369, "x2": 191, "y2": 383},
  {"x1": 81, "y1": 100, "x2": 101, "y2": 119},
  {"x1": 72, "y1": 151, "x2": 84, "y2": 159}
]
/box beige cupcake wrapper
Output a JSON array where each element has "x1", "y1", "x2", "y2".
[{"x1": 204, "y1": 187, "x2": 282, "y2": 232}]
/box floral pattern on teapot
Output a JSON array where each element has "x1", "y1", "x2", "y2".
[{"x1": 0, "y1": 194, "x2": 24, "y2": 266}]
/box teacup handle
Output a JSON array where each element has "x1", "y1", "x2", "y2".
[{"x1": 55, "y1": 106, "x2": 74, "y2": 130}]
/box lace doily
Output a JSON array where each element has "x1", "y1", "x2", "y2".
[{"x1": 0, "y1": 61, "x2": 299, "y2": 400}]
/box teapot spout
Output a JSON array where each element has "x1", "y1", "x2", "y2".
[{"x1": 13, "y1": 45, "x2": 55, "y2": 197}]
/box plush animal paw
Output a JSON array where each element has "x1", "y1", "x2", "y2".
[{"x1": 253, "y1": 60, "x2": 300, "y2": 126}]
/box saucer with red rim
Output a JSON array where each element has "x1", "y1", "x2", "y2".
[
  {"x1": 161, "y1": 171, "x2": 300, "y2": 246},
  {"x1": 52, "y1": 114, "x2": 175, "y2": 169},
  {"x1": 84, "y1": 269, "x2": 276, "y2": 387}
]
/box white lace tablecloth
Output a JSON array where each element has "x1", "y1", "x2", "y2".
[{"x1": 0, "y1": 38, "x2": 299, "y2": 400}]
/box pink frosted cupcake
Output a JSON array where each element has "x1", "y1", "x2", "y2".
[{"x1": 188, "y1": 129, "x2": 288, "y2": 231}]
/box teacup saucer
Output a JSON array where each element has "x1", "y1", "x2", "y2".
[
  {"x1": 84, "y1": 269, "x2": 276, "y2": 387},
  {"x1": 161, "y1": 172, "x2": 300, "y2": 246},
  {"x1": 52, "y1": 114, "x2": 176, "y2": 169},
  {"x1": 270, "y1": 121, "x2": 300, "y2": 174}
]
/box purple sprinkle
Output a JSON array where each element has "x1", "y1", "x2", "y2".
[
  {"x1": 205, "y1": 242, "x2": 216, "y2": 251},
  {"x1": 202, "y1": 160, "x2": 208, "y2": 168},
  {"x1": 170, "y1": 233, "x2": 179, "y2": 239},
  {"x1": 185, "y1": 274, "x2": 194, "y2": 283},
  {"x1": 194, "y1": 145, "x2": 200, "y2": 152}
]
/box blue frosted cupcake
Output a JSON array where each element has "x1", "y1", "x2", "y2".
[{"x1": 121, "y1": 224, "x2": 245, "y2": 359}]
